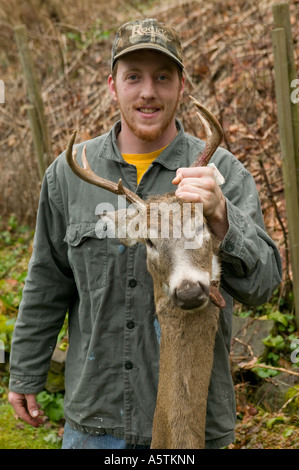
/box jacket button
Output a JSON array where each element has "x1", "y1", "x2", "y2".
[
  {"x1": 126, "y1": 320, "x2": 135, "y2": 329},
  {"x1": 225, "y1": 242, "x2": 235, "y2": 253},
  {"x1": 128, "y1": 279, "x2": 137, "y2": 288},
  {"x1": 124, "y1": 361, "x2": 133, "y2": 370}
]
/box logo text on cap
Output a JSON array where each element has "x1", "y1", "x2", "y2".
[{"x1": 130, "y1": 25, "x2": 170, "y2": 42}]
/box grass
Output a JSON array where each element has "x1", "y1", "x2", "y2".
[{"x1": 0, "y1": 401, "x2": 62, "y2": 449}]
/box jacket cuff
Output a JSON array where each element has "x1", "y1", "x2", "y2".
[{"x1": 9, "y1": 374, "x2": 47, "y2": 395}]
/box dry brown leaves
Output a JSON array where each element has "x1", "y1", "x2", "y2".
[{"x1": 0, "y1": 0, "x2": 298, "y2": 284}]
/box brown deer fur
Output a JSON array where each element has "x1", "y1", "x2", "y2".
[{"x1": 112, "y1": 193, "x2": 223, "y2": 449}]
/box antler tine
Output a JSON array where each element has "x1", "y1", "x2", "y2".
[
  {"x1": 65, "y1": 131, "x2": 146, "y2": 211},
  {"x1": 189, "y1": 95, "x2": 223, "y2": 167}
]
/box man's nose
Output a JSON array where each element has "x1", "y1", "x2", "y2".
[{"x1": 140, "y1": 77, "x2": 156, "y2": 100}]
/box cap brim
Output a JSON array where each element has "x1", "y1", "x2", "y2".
[{"x1": 112, "y1": 44, "x2": 184, "y2": 70}]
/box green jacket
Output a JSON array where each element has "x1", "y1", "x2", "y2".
[{"x1": 9, "y1": 120, "x2": 282, "y2": 448}]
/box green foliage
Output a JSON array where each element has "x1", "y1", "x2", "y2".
[
  {"x1": 263, "y1": 333, "x2": 285, "y2": 350},
  {"x1": 266, "y1": 415, "x2": 286, "y2": 429},
  {"x1": 0, "y1": 215, "x2": 31, "y2": 247},
  {"x1": 0, "y1": 314, "x2": 15, "y2": 352},
  {"x1": 282, "y1": 427, "x2": 294, "y2": 438},
  {"x1": 0, "y1": 279, "x2": 23, "y2": 315},
  {"x1": 268, "y1": 310, "x2": 296, "y2": 333},
  {"x1": 36, "y1": 391, "x2": 64, "y2": 422},
  {"x1": 262, "y1": 311, "x2": 298, "y2": 365},
  {"x1": 233, "y1": 407, "x2": 299, "y2": 448},
  {"x1": 235, "y1": 287, "x2": 298, "y2": 379},
  {"x1": 57, "y1": 313, "x2": 69, "y2": 346},
  {"x1": 0, "y1": 216, "x2": 68, "y2": 356},
  {"x1": 0, "y1": 215, "x2": 32, "y2": 297},
  {"x1": 0, "y1": 216, "x2": 32, "y2": 356},
  {"x1": 66, "y1": 19, "x2": 111, "y2": 50},
  {"x1": 285, "y1": 385, "x2": 299, "y2": 413},
  {"x1": 253, "y1": 363, "x2": 280, "y2": 379}
]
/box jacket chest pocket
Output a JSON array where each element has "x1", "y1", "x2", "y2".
[{"x1": 64, "y1": 224, "x2": 107, "y2": 292}]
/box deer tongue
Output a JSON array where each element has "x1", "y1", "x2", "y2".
[{"x1": 209, "y1": 283, "x2": 226, "y2": 308}]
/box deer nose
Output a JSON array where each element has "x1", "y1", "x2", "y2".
[{"x1": 173, "y1": 280, "x2": 209, "y2": 310}]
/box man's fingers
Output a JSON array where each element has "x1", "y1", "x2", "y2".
[
  {"x1": 176, "y1": 177, "x2": 216, "y2": 190},
  {"x1": 172, "y1": 172, "x2": 182, "y2": 185},
  {"x1": 172, "y1": 167, "x2": 215, "y2": 186},
  {"x1": 8, "y1": 392, "x2": 43, "y2": 427},
  {"x1": 11, "y1": 396, "x2": 39, "y2": 427}
]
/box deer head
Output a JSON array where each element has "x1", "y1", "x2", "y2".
[{"x1": 65, "y1": 96, "x2": 225, "y2": 311}]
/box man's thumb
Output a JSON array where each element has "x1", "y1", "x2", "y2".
[{"x1": 25, "y1": 394, "x2": 39, "y2": 417}]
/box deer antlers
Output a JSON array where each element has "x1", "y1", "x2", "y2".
[
  {"x1": 66, "y1": 131, "x2": 146, "y2": 211},
  {"x1": 65, "y1": 96, "x2": 223, "y2": 204},
  {"x1": 189, "y1": 95, "x2": 223, "y2": 167}
]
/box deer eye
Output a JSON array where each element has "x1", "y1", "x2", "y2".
[{"x1": 145, "y1": 238, "x2": 155, "y2": 249}]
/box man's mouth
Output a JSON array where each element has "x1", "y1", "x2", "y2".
[{"x1": 138, "y1": 107, "x2": 160, "y2": 114}]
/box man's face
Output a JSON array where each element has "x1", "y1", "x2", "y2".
[{"x1": 108, "y1": 50, "x2": 185, "y2": 143}]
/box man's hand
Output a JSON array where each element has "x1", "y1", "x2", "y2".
[
  {"x1": 8, "y1": 391, "x2": 44, "y2": 427},
  {"x1": 173, "y1": 167, "x2": 228, "y2": 240}
]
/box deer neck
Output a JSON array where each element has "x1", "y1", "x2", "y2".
[{"x1": 151, "y1": 292, "x2": 220, "y2": 449}]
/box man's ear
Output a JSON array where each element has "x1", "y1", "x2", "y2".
[
  {"x1": 108, "y1": 75, "x2": 118, "y2": 102},
  {"x1": 179, "y1": 74, "x2": 185, "y2": 101}
]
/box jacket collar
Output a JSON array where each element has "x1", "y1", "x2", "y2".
[{"x1": 99, "y1": 119, "x2": 185, "y2": 171}]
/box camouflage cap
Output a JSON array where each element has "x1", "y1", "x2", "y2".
[{"x1": 111, "y1": 18, "x2": 184, "y2": 71}]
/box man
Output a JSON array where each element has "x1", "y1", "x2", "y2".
[{"x1": 8, "y1": 19, "x2": 282, "y2": 449}]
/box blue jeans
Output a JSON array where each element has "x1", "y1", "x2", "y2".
[{"x1": 62, "y1": 422, "x2": 150, "y2": 449}]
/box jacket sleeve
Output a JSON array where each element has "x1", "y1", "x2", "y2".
[
  {"x1": 9, "y1": 168, "x2": 76, "y2": 394},
  {"x1": 219, "y1": 158, "x2": 282, "y2": 306}
]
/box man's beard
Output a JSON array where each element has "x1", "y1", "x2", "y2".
[
  {"x1": 121, "y1": 107, "x2": 178, "y2": 142},
  {"x1": 116, "y1": 90, "x2": 181, "y2": 142},
  {"x1": 123, "y1": 114, "x2": 166, "y2": 142}
]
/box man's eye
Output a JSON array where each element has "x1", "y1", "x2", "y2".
[
  {"x1": 157, "y1": 75, "x2": 167, "y2": 81},
  {"x1": 128, "y1": 74, "x2": 138, "y2": 81}
]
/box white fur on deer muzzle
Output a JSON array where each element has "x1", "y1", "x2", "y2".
[
  {"x1": 169, "y1": 251, "x2": 221, "y2": 310},
  {"x1": 169, "y1": 253, "x2": 210, "y2": 308}
]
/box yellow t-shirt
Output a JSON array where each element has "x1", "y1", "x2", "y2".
[{"x1": 122, "y1": 145, "x2": 168, "y2": 185}]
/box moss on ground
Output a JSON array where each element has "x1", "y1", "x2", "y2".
[{"x1": 0, "y1": 401, "x2": 62, "y2": 449}]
